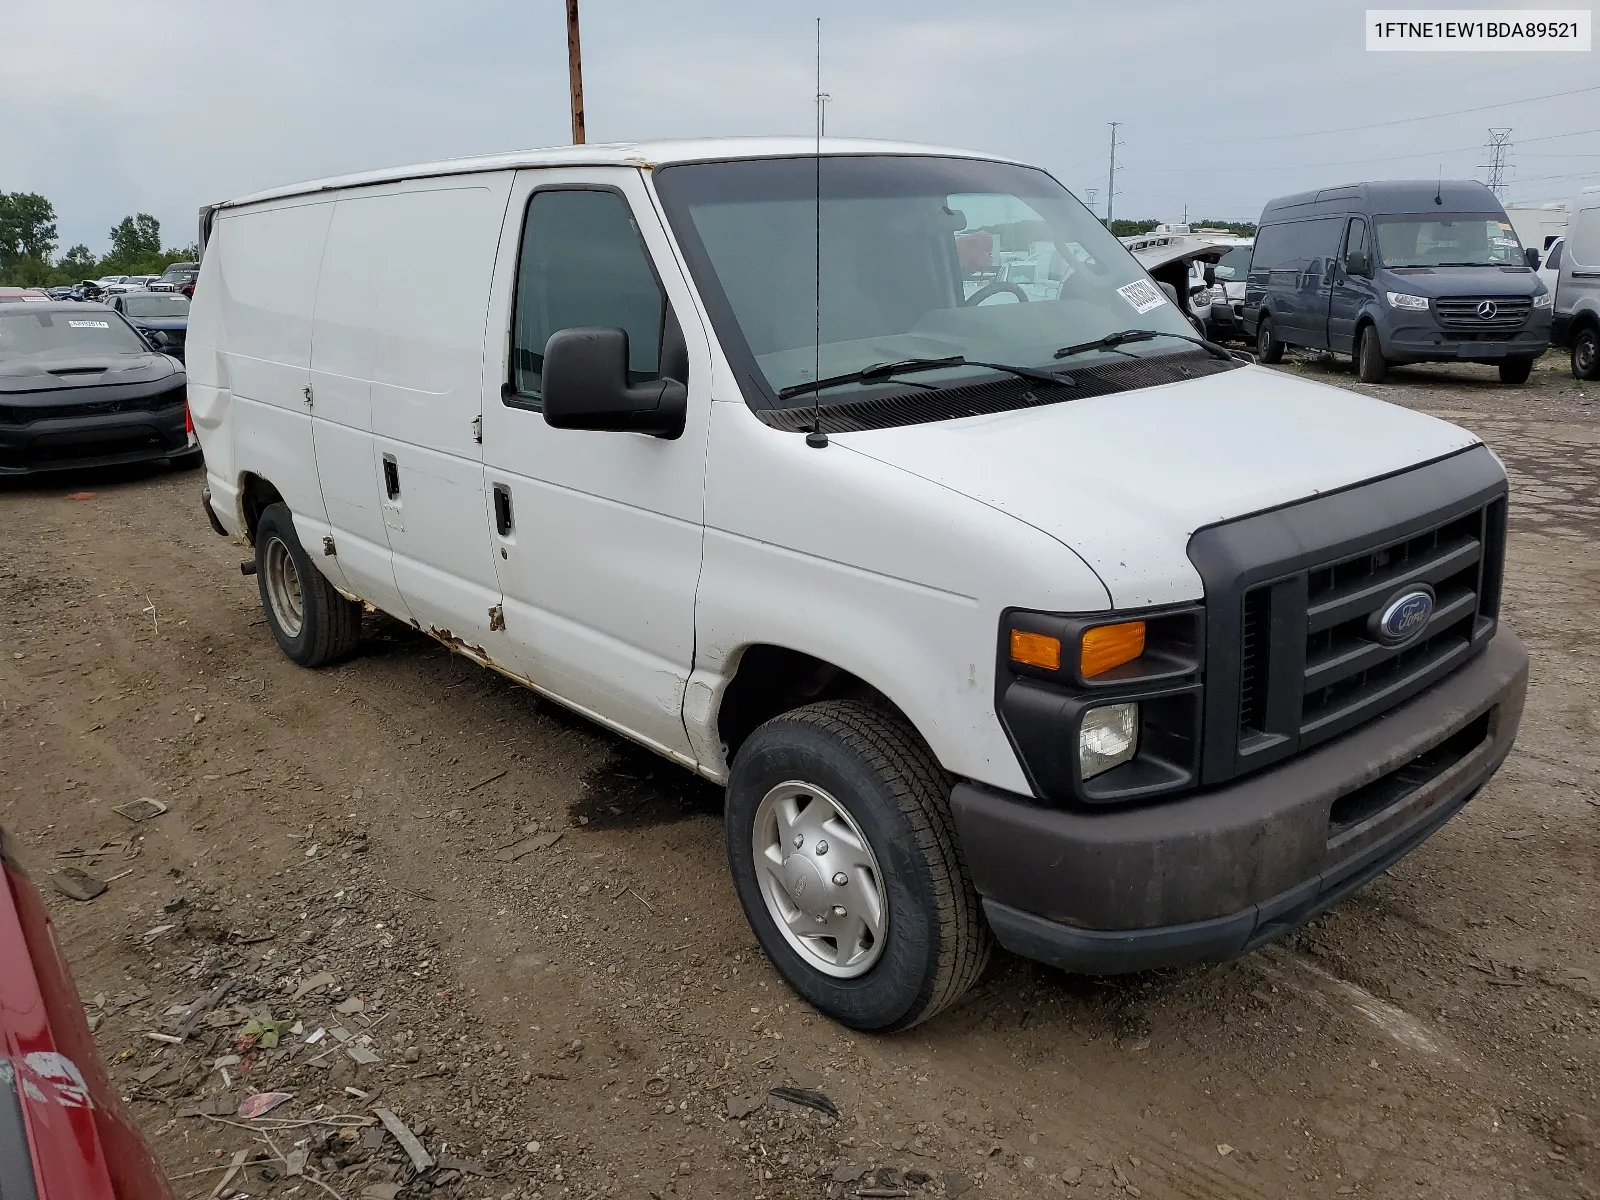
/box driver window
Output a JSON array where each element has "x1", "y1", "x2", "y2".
[
  {"x1": 1343, "y1": 217, "x2": 1368, "y2": 269},
  {"x1": 510, "y1": 188, "x2": 664, "y2": 406}
]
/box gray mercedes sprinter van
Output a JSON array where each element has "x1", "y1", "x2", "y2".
[{"x1": 1244, "y1": 180, "x2": 1552, "y2": 384}]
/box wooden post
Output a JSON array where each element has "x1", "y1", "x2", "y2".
[{"x1": 566, "y1": 0, "x2": 586, "y2": 145}]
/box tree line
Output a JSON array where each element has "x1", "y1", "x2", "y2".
[{"x1": 0, "y1": 192, "x2": 198, "y2": 287}]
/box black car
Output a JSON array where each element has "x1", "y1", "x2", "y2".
[
  {"x1": 0, "y1": 301, "x2": 198, "y2": 475},
  {"x1": 108, "y1": 291, "x2": 190, "y2": 362},
  {"x1": 148, "y1": 262, "x2": 199, "y2": 293}
]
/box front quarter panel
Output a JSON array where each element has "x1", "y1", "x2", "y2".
[{"x1": 692, "y1": 401, "x2": 1111, "y2": 792}]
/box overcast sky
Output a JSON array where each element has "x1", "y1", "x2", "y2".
[{"x1": 3, "y1": 0, "x2": 1596, "y2": 254}]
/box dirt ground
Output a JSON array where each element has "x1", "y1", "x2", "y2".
[{"x1": 2, "y1": 349, "x2": 1597, "y2": 1200}]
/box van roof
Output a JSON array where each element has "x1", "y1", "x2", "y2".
[
  {"x1": 1260, "y1": 179, "x2": 1503, "y2": 222},
  {"x1": 211, "y1": 137, "x2": 1019, "y2": 212}
]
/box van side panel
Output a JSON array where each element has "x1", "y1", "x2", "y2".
[
  {"x1": 214, "y1": 201, "x2": 336, "y2": 535},
  {"x1": 308, "y1": 197, "x2": 412, "y2": 620},
  {"x1": 186, "y1": 243, "x2": 237, "y2": 532},
  {"x1": 362, "y1": 181, "x2": 512, "y2": 654}
]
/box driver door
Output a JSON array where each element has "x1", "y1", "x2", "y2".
[{"x1": 478, "y1": 169, "x2": 713, "y2": 765}]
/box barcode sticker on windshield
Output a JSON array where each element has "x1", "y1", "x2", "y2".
[
  {"x1": 1116, "y1": 280, "x2": 1167, "y2": 315},
  {"x1": 67, "y1": 320, "x2": 110, "y2": 329}
]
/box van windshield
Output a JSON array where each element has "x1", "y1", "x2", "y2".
[
  {"x1": 654, "y1": 156, "x2": 1198, "y2": 408},
  {"x1": 1374, "y1": 214, "x2": 1524, "y2": 268}
]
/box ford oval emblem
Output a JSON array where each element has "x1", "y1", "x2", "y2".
[{"x1": 1371, "y1": 586, "x2": 1435, "y2": 647}]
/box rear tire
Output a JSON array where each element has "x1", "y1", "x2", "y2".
[
  {"x1": 1356, "y1": 324, "x2": 1388, "y2": 383},
  {"x1": 1573, "y1": 324, "x2": 1600, "y2": 381},
  {"x1": 1498, "y1": 357, "x2": 1534, "y2": 386},
  {"x1": 725, "y1": 700, "x2": 991, "y2": 1032},
  {"x1": 1256, "y1": 315, "x2": 1284, "y2": 364},
  {"x1": 254, "y1": 502, "x2": 362, "y2": 667}
]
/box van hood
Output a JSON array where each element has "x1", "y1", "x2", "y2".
[
  {"x1": 1380, "y1": 264, "x2": 1542, "y2": 297},
  {"x1": 0, "y1": 351, "x2": 176, "y2": 394},
  {"x1": 833, "y1": 364, "x2": 1481, "y2": 607}
]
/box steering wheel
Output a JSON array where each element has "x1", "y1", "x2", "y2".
[{"x1": 963, "y1": 282, "x2": 1030, "y2": 306}]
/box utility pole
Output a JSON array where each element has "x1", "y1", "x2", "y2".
[
  {"x1": 566, "y1": 0, "x2": 585, "y2": 145},
  {"x1": 1105, "y1": 122, "x2": 1121, "y2": 229},
  {"x1": 1482, "y1": 127, "x2": 1513, "y2": 200}
]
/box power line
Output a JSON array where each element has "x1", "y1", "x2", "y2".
[
  {"x1": 1119, "y1": 126, "x2": 1600, "y2": 175},
  {"x1": 1185, "y1": 84, "x2": 1600, "y2": 147}
]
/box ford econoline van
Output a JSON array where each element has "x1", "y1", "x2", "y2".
[
  {"x1": 1245, "y1": 180, "x2": 1552, "y2": 384},
  {"x1": 189, "y1": 140, "x2": 1528, "y2": 1031}
]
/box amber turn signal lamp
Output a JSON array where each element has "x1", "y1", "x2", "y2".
[
  {"x1": 1081, "y1": 621, "x2": 1146, "y2": 677},
  {"x1": 1009, "y1": 630, "x2": 1062, "y2": 671}
]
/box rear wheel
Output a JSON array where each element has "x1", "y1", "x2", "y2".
[
  {"x1": 725, "y1": 700, "x2": 990, "y2": 1031},
  {"x1": 1498, "y1": 357, "x2": 1534, "y2": 386},
  {"x1": 1574, "y1": 324, "x2": 1600, "y2": 381},
  {"x1": 1356, "y1": 324, "x2": 1388, "y2": 383},
  {"x1": 254, "y1": 503, "x2": 362, "y2": 667},
  {"x1": 1256, "y1": 314, "x2": 1284, "y2": 364}
]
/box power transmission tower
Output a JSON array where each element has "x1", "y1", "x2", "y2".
[
  {"x1": 1085, "y1": 187, "x2": 1100, "y2": 217},
  {"x1": 1482, "y1": 127, "x2": 1513, "y2": 199},
  {"x1": 1105, "y1": 122, "x2": 1122, "y2": 229}
]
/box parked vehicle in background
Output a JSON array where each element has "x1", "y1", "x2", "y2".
[
  {"x1": 0, "y1": 301, "x2": 197, "y2": 474},
  {"x1": 1203, "y1": 239, "x2": 1254, "y2": 341},
  {"x1": 1, "y1": 828, "x2": 176, "y2": 1199},
  {"x1": 0, "y1": 287, "x2": 50, "y2": 303},
  {"x1": 1535, "y1": 236, "x2": 1564, "y2": 296},
  {"x1": 107, "y1": 292, "x2": 190, "y2": 362},
  {"x1": 43, "y1": 286, "x2": 78, "y2": 301},
  {"x1": 1245, "y1": 180, "x2": 1551, "y2": 384},
  {"x1": 93, "y1": 275, "x2": 129, "y2": 290},
  {"x1": 190, "y1": 138, "x2": 1526, "y2": 1031},
  {"x1": 1550, "y1": 187, "x2": 1600, "y2": 381},
  {"x1": 1126, "y1": 233, "x2": 1232, "y2": 337},
  {"x1": 148, "y1": 262, "x2": 199, "y2": 293},
  {"x1": 104, "y1": 276, "x2": 157, "y2": 295}
]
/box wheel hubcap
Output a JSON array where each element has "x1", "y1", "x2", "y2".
[
  {"x1": 1580, "y1": 337, "x2": 1596, "y2": 374},
  {"x1": 752, "y1": 781, "x2": 888, "y2": 978},
  {"x1": 263, "y1": 536, "x2": 304, "y2": 638}
]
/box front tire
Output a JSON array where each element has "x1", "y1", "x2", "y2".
[
  {"x1": 725, "y1": 700, "x2": 990, "y2": 1032},
  {"x1": 1573, "y1": 324, "x2": 1600, "y2": 381},
  {"x1": 1356, "y1": 324, "x2": 1388, "y2": 383},
  {"x1": 1498, "y1": 356, "x2": 1534, "y2": 385},
  {"x1": 1256, "y1": 314, "x2": 1284, "y2": 364},
  {"x1": 254, "y1": 502, "x2": 362, "y2": 667}
]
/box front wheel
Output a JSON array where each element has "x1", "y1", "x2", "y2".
[
  {"x1": 1573, "y1": 325, "x2": 1600, "y2": 381},
  {"x1": 1256, "y1": 315, "x2": 1284, "y2": 364},
  {"x1": 725, "y1": 700, "x2": 990, "y2": 1032},
  {"x1": 1498, "y1": 356, "x2": 1534, "y2": 386},
  {"x1": 1356, "y1": 324, "x2": 1389, "y2": 383},
  {"x1": 255, "y1": 502, "x2": 362, "y2": 667}
]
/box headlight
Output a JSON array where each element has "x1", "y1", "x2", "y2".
[
  {"x1": 1386, "y1": 292, "x2": 1430, "y2": 311},
  {"x1": 1079, "y1": 702, "x2": 1139, "y2": 780},
  {"x1": 1532, "y1": 291, "x2": 1553, "y2": 309}
]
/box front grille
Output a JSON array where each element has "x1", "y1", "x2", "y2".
[
  {"x1": 1232, "y1": 496, "x2": 1505, "y2": 772},
  {"x1": 1434, "y1": 296, "x2": 1531, "y2": 331},
  {"x1": 0, "y1": 387, "x2": 185, "y2": 426}
]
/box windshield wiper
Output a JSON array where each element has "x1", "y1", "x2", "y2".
[
  {"x1": 776, "y1": 355, "x2": 1074, "y2": 401},
  {"x1": 1053, "y1": 328, "x2": 1239, "y2": 365}
]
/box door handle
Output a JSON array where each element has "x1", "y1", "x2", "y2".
[
  {"x1": 493, "y1": 484, "x2": 513, "y2": 535},
  {"x1": 382, "y1": 454, "x2": 401, "y2": 499}
]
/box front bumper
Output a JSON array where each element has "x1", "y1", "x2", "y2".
[
  {"x1": 1385, "y1": 315, "x2": 1551, "y2": 363},
  {"x1": 952, "y1": 626, "x2": 1528, "y2": 974},
  {"x1": 0, "y1": 404, "x2": 190, "y2": 475}
]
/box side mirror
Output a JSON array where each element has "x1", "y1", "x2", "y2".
[
  {"x1": 1524, "y1": 246, "x2": 1541, "y2": 270},
  {"x1": 149, "y1": 330, "x2": 170, "y2": 348},
  {"x1": 1345, "y1": 248, "x2": 1371, "y2": 277},
  {"x1": 1202, "y1": 265, "x2": 1217, "y2": 286},
  {"x1": 541, "y1": 328, "x2": 686, "y2": 439}
]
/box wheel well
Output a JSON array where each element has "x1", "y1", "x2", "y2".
[
  {"x1": 238, "y1": 474, "x2": 284, "y2": 544},
  {"x1": 1354, "y1": 314, "x2": 1375, "y2": 347},
  {"x1": 716, "y1": 645, "x2": 899, "y2": 762}
]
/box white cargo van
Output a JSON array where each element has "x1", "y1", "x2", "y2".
[
  {"x1": 190, "y1": 139, "x2": 1528, "y2": 1031},
  {"x1": 1551, "y1": 186, "x2": 1600, "y2": 380}
]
